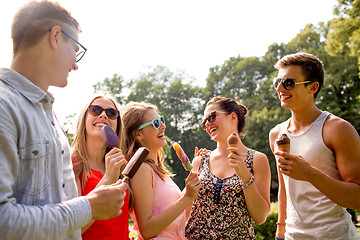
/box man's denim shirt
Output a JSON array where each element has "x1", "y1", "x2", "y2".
[{"x1": 0, "y1": 68, "x2": 91, "y2": 239}]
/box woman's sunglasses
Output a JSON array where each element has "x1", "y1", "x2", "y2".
[
  {"x1": 201, "y1": 111, "x2": 229, "y2": 130},
  {"x1": 88, "y1": 105, "x2": 119, "y2": 120},
  {"x1": 273, "y1": 77, "x2": 312, "y2": 91},
  {"x1": 138, "y1": 116, "x2": 165, "y2": 130}
]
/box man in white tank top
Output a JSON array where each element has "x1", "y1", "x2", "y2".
[{"x1": 269, "y1": 53, "x2": 360, "y2": 240}]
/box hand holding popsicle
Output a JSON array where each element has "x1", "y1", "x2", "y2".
[
  {"x1": 101, "y1": 125, "x2": 119, "y2": 148},
  {"x1": 173, "y1": 142, "x2": 193, "y2": 171}
]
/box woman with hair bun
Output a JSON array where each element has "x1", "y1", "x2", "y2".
[{"x1": 185, "y1": 96, "x2": 271, "y2": 239}]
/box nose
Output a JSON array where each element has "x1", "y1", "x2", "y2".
[
  {"x1": 275, "y1": 80, "x2": 284, "y2": 91},
  {"x1": 160, "y1": 121, "x2": 166, "y2": 129},
  {"x1": 99, "y1": 110, "x2": 108, "y2": 119}
]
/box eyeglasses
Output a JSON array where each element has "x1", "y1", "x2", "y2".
[
  {"x1": 201, "y1": 111, "x2": 229, "y2": 130},
  {"x1": 88, "y1": 105, "x2": 119, "y2": 120},
  {"x1": 60, "y1": 29, "x2": 87, "y2": 63},
  {"x1": 273, "y1": 77, "x2": 312, "y2": 91},
  {"x1": 138, "y1": 116, "x2": 165, "y2": 130}
]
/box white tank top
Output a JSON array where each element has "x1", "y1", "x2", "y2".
[{"x1": 276, "y1": 111, "x2": 359, "y2": 239}]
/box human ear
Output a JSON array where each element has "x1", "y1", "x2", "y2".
[
  {"x1": 49, "y1": 26, "x2": 61, "y2": 49},
  {"x1": 134, "y1": 131, "x2": 142, "y2": 141},
  {"x1": 230, "y1": 111, "x2": 237, "y2": 121},
  {"x1": 308, "y1": 82, "x2": 319, "y2": 94}
]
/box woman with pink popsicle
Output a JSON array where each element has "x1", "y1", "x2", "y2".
[
  {"x1": 185, "y1": 96, "x2": 271, "y2": 239},
  {"x1": 121, "y1": 101, "x2": 201, "y2": 240},
  {"x1": 71, "y1": 95, "x2": 130, "y2": 240}
]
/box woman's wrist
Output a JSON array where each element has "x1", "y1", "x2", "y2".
[{"x1": 241, "y1": 172, "x2": 254, "y2": 189}]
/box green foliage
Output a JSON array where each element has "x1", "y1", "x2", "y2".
[
  {"x1": 254, "y1": 202, "x2": 278, "y2": 240},
  {"x1": 326, "y1": 0, "x2": 360, "y2": 76},
  {"x1": 63, "y1": 113, "x2": 76, "y2": 145},
  {"x1": 61, "y1": 0, "x2": 360, "y2": 201},
  {"x1": 92, "y1": 73, "x2": 125, "y2": 105}
]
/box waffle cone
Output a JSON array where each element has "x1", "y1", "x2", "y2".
[{"x1": 277, "y1": 143, "x2": 290, "y2": 153}]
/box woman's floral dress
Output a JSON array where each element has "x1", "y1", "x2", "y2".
[{"x1": 185, "y1": 150, "x2": 255, "y2": 239}]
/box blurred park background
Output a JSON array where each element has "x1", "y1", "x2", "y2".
[{"x1": 55, "y1": 0, "x2": 360, "y2": 238}]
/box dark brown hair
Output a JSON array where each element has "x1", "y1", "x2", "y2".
[{"x1": 206, "y1": 96, "x2": 248, "y2": 135}]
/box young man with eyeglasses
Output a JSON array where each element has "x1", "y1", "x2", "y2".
[
  {"x1": 269, "y1": 52, "x2": 360, "y2": 239},
  {"x1": 0, "y1": 1, "x2": 127, "y2": 239}
]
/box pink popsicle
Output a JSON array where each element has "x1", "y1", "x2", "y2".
[{"x1": 101, "y1": 125, "x2": 119, "y2": 148}]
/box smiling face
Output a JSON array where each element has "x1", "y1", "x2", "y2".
[
  {"x1": 276, "y1": 65, "x2": 315, "y2": 111},
  {"x1": 85, "y1": 97, "x2": 118, "y2": 140},
  {"x1": 203, "y1": 103, "x2": 235, "y2": 143},
  {"x1": 48, "y1": 26, "x2": 80, "y2": 89},
  {"x1": 136, "y1": 109, "x2": 167, "y2": 151}
]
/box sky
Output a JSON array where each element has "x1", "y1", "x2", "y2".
[{"x1": 0, "y1": 0, "x2": 337, "y2": 130}]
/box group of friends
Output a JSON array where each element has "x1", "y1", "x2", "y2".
[{"x1": 0, "y1": 1, "x2": 359, "y2": 240}]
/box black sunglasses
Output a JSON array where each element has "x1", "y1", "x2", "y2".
[
  {"x1": 201, "y1": 111, "x2": 229, "y2": 130},
  {"x1": 273, "y1": 77, "x2": 312, "y2": 91},
  {"x1": 88, "y1": 105, "x2": 119, "y2": 120}
]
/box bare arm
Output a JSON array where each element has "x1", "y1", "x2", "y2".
[
  {"x1": 275, "y1": 116, "x2": 360, "y2": 210},
  {"x1": 131, "y1": 163, "x2": 200, "y2": 239},
  {"x1": 81, "y1": 148, "x2": 127, "y2": 234},
  {"x1": 269, "y1": 125, "x2": 287, "y2": 238},
  {"x1": 242, "y1": 152, "x2": 271, "y2": 225}
]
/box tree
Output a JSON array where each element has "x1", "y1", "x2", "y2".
[
  {"x1": 92, "y1": 73, "x2": 126, "y2": 105},
  {"x1": 325, "y1": 0, "x2": 360, "y2": 76}
]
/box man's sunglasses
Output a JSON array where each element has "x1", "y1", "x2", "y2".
[
  {"x1": 273, "y1": 77, "x2": 312, "y2": 91},
  {"x1": 138, "y1": 116, "x2": 165, "y2": 130},
  {"x1": 201, "y1": 111, "x2": 229, "y2": 130},
  {"x1": 88, "y1": 105, "x2": 119, "y2": 120}
]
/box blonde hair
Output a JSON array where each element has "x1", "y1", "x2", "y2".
[
  {"x1": 71, "y1": 96, "x2": 122, "y2": 192},
  {"x1": 121, "y1": 101, "x2": 172, "y2": 210},
  {"x1": 11, "y1": 0, "x2": 80, "y2": 54}
]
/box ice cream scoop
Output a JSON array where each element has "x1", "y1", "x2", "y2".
[
  {"x1": 227, "y1": 132, "x2": 238, "y2": 148},
  {"x1": 173, "y1": 142, "x2": 193, "y2": 171},
  {"x1": 123, "y1": 147, "x2": 149, "y2": 180},
  {"x1": 101, "y1": 125, "x2": 119, "y2": 148},
  {"x1": 276, "y1": 133, "x2": 290, "y2": 153}
]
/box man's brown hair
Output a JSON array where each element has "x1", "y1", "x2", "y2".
[
  {"x1": 275, "y1": 52, "x2": 324, "y2": 99},
  {"x1": 11, "y1": 0, "x2": 80, "y2": 54}
]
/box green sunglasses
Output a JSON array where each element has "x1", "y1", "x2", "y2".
[{"x1": 138, "y1": 116, "x2": 165, "y2": 130}]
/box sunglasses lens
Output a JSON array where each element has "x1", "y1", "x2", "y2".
[
  {"x1": 283, "y1": 78, "x2": 295, "y2": 90},
  {"x1": 208, "y1": 112, "x2": 217, "y2": 123},
  {"x1": 202, "y1": 112, "x2": 217, "y2": 129},
  {"x1": 88, "y1": 105, "x2": 103, "y2": 116},
  {"x1": 201, "y1": 120, "x2": 206, "y2": 129},
  {"x1": 273, "y1": 78, "x2": 280, "y2": 89},
  {"x1": 153, "y1": 119, "x2": 160, "y2": 129},
  {"x1": 105, "y1": 109, "x2": 119, "y2": 119}
]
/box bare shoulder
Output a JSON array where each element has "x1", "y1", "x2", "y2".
[
  {"x1": 131, "y1": 162, "x2": 153, "y2": 184},
  {"x1": 192, "y1": 155, "x2": 202, "y2": 172},
  {"x1": 324, "y1": 114, "x2": 355, "y2": 129},
  {"x1": 252, "y1": 151, "x2": 270, "y2": 167},
  {"x1": 269, "y1": 124, "x2": 282, "y2": 151},
  {"x1": 323, "y1": 114, "x2": 359, "y2": 150}
]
